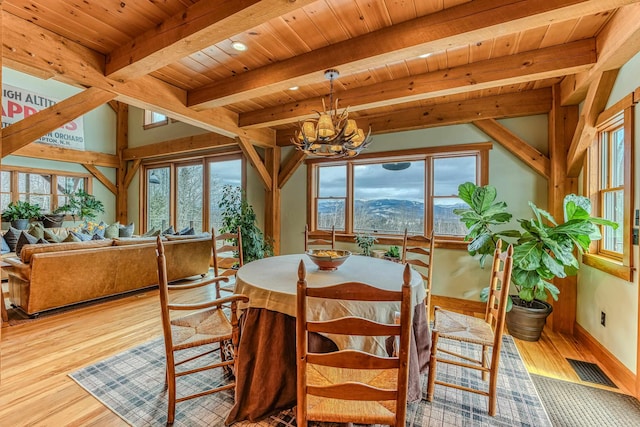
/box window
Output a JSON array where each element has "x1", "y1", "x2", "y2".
[
  {"x1": 0, "y1": 167, "x2": 90, "y2": 214},
  {"x1": 584, "y1": 101, "x2": 633, "y2": 281},
  {"x1": 308, "y1": 144, "x2": 490, "y2": 243},
  {"x1": 143, "y1": 110, "x2": 169, "y2": 129},
  {"x1": 143, "y1": 155, "x2": 243, "y2": 234}
]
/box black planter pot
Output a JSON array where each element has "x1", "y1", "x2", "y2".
[
  {"x1": 10, "y1": 219, "x2": 30, "y2": 230},
  {"x1": 41, "y1": 214, "x2": 65, "y2": 228},
  {"x1": 506, "y1": 297, "x2": 553, "y2": 342}
]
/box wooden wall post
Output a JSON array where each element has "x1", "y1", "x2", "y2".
[
  {"x1": 265, "y1": 147, "x2": 281, "y2": 255},
  {"x1": 548, "y1": 84, "x2": 579, "y2": 334},
  {"x1": 115, "y1": 102, "x2": 129, "y2": 224}
]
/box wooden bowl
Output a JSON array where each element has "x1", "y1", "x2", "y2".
[{"x1": 306, "y1": 249, "x2": 351, "y2": 271}]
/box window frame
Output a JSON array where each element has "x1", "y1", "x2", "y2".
[
  {"x1": 307, "y1": 143, "x2": 491, "y2": 248},
  {"x1": 141, "y1": 152, "x2": 245, "y2": 234},
  {"x1": 142, "y1": 110, "x2": 169, "y2": 130},
  {"x1": 583, "y1": 98, "x2": 634, "y2": 281},
  {"x1": 0, "y1": 166, "x2": 92, "y2": 216}
]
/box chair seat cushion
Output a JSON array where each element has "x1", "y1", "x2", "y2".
[
  {"x1": 171, "y1": 309, "x2": 233, "y2": 350},
  {"x1": 306, "y1": 363, "x2": 398, "y2": 425},
  {"x1": 433, "y1": 308, "x2": 495, "y2": 345}
]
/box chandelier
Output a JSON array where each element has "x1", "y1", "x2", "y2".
[{"x1": 292, "y1": 69, "x2": 372, "y2": 157}]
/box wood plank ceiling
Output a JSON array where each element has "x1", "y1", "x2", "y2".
[{"x1": 3, "y1": 0, "x2": 640, "y2": 148}]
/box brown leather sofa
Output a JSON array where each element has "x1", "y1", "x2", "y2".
[{"x1": 4, "y1": 236, "x2": 212, "y2": 316}]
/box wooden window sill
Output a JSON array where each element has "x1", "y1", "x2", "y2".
[{"x1": 582, "y1": 253, "x2": 633, "y2": 281}]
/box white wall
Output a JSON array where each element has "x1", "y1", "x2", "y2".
[
  {"x1": 576, "y1": 51, "x2": 640, "y2": 373},
  {"x1": 2, "y1": 68, "x2": 117, "y2": 224},
  {"x1": 280, "y1": 119, "x2": 548, "y2": 301}
]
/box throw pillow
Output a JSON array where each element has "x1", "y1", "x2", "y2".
[
  {"x1": 162, "y1": 225, "x2": 175, "y2": 235},
  {"x1": 104, "y1": 222, "x2": 120, "y2": 239},
  {"x1": 0, "y1": 235, "x2": 10, "y2": 254},
  {"x1": 119, "y1": 222, "x2": 135, "y2": 238},
  {"x1": 91, "y1": 233, "x2": 104, "y2": 240},
  {"x1": 3, "y1": 226, "x2": 22, "y2": 252},
  {"x1": 70, "y1": 230, "x2": 92, "y2": 242},
  {"x1": 15, "y1": 231, "x2": 39, "y2": 255},
  {"x1": 179, "y1": 227, "x2": 195, "y2": 235},
  {"x1": 28, "y1": 223, "x2": 45, "y2": 239},
  {"x1": 43, "y1": 229, "x2": 63, "y2": 243},
  {"x1": 142, "y1": 227, "x2": 160, "y2": 237},
  {"x1": 62, "y1": 233, "x2": 81, "y2": 243},
  {"x1": 36, "y1": 238, "x2": 50, "y2": 244},
  {"x1": 93, "y1": 221, "x2": 107, "y2": 238}
]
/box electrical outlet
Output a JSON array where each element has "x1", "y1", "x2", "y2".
[{"x1": 601, "y1": 311, "x2": 606, "y2": 327}]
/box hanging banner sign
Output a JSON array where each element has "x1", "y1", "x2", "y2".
[{"x1": 1, "y1": 84, "x2": 85, "y2": 150}]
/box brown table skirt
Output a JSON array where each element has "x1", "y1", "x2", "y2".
[{"x1": 226, "y1": 302, "x2": 431, "y2": 424}]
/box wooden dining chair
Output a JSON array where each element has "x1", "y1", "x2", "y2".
[
  {"x1": 402, "y1": 229, "x2": 435, "y2": 319},
  {"x1": 426, "y1": 240, "x2": 514, "y2": 416},
  {"x1": 304, "y1": 224, "x2": 336, "y2": 252},
  {"x1": 211, "y1": 226, "x2": 243, "y2": 298},
  {"x1": 156, "y1": 236, "x2": 249, "y2": 425},
  {"x1": 296, "y1": 260, "x2": 413, "y2": 426}
]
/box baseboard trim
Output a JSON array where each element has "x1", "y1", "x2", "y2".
[{"x1": 574, "y1": 323, "x2": 636, "y2": 395}]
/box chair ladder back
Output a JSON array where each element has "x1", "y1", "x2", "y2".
[
  {"x1": 296, "y1": 261, "x2": 413, "y2": 427},
  {"x1": 306, "y1": 282, "x2": 401, "y2": 302},
  {"x1": 212, "y1": 226, "x2": 243, "y2": 278},
  {"x1": 308, "y1": 317, "x2": 400, "y2": 336},
  {"x1": 304, "y1": 224, "x2": 336, "y2": 252},
  {"x1": 156, "y1": 237, "x2": 175, "y2": 362},
  {"x1": 402, "y1": 229, "x2": 435, "y2": 319}
]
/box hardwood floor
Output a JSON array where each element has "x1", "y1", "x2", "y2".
[{"x1": 0, "y1": 285, "x2": 631, "y2": 426}]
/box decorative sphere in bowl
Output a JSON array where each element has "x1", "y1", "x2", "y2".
[{"x1": 306, "y1": 249, "x2": 351, "y2": 271}]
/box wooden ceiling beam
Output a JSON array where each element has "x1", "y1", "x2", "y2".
[
  {"x1": 188, "y1": 0, "x2": 635, "y2": 109},
  {"x1": 124, "y1": 159, "x2": 142, "y2": 190},
  {"x1": 278, "y1": 150, "x2": 306, "y2": 189},
  {"x1": 1, "y1": 12, "x2": 274, "y2": 148},
  {"x1": 473, "y1": 119, "x2": 550, "y2": 178},
  {"x1": 236, "y1": 137, "x2": 272, "y2": 190},
  {"x1": 12, "y1": 144, "x2": 119, "y2": 168},
  {"x1": 240, "y1": 40, "x2": 595, "y2": 128},
  {"x1": 561, "y1": 3, "x2": 640, "y2": 105},
  {"x1": 566, "y1": 70, "x2": 619, "y2": 177},
  {"x1": 1, "y1": 87, "x2": 116, "y2": 157},
  {"x1": 106, "y1": 0, "x2": 316, "y2": 81},
  {"x1": 275, "y1": 88, "x2": 553, "y2": 145},
  {"x1": 123, "y1": 133, "x2": 237, "y2": 160},
  {"x1": 84, "y1": 164, "x2": 118, "y2": 195}
]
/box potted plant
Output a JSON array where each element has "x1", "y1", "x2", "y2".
[
  {"x1": 54, "y1": 189, "x2": 105, "y2": 222},
  {"x1": 218, "y1": 185, "x2": 273, "y2": 263},
  {"x1": 354, "y1": 233, "x2": 377, "y2": 256},
  {"x1": 384, "y1": 245, "x2": 401, "y2": 261},
  {"x1": 2, "y1": 200, "x2": 42, "y2": 229},
  {"x1": 454, "y1": 182, "x2": 617, "y2": 341}
]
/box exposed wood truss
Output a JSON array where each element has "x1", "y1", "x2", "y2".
[
  {"x1": 236, "y1": 137, "x2": 272, "y2": 190},
  {"x1": 473, "y1": 119, "x2": 550, "y2": 178},
  {"x1": 84, "y1": 164, "x2": 117, "y2": 195},
  {"x1": 123, "y1": 133, "x2": 237, "y2": 161}
]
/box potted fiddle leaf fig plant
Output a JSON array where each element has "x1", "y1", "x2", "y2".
[{"x1": 454, "y1": 182, "x2": 618, "y2": 341}]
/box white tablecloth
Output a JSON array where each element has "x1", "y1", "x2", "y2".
[{"x1": 235, "y1": 254, "x2": 425, "y2": 356}]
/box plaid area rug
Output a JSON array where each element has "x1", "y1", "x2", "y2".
[{"x1": 69, "y1": 335, "x2": 550, "y2": 426}]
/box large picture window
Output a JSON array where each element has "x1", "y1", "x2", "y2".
[
  {"x1": 0, "y1": 167, "x2": 90, "y2": 214},
  {"x1": 308, "y1": 143, "x2": 490, "y2": 242},
  {"x1": 143, "y1": 155, "x2": 243, "y2": 234},
  {"x1": 584, "y1": 101, "x2": 634, "y2": 281}
]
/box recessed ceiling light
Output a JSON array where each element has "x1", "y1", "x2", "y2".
[
  {"x1": 231, "y1": 41, "x2": 247, "y2": 52},
  {"x1": 289, "y1": 86, "x2": 299, "y2": 91},
  {"x1": 418, "y1": 53, "x2": 432, "y2": 58}
]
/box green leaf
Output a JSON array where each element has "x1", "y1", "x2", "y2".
[
  {"x1": 541, "y1": 251, "x2": 566, "y2": 278},
  {"x1": 468, "y1": 233, "x2": 492, "y2": 253},
  {"x1": 513, "y1": 241, "x2": 543, "y2": 271},
  {"x1": 458, "y1": 182, "x2": 477, "y2": 206},
  {"x1": 535, "y1": 206, "x2": 558, "y2": 226},
  {"x1": 496, "y1": 230, "x2": 521, "y2": 238},
  {"x1": 479, "y1": 287, "x2": 490, "y2": 302},
  {"x1": 519, "y1": 288, "x2": 535, "y2": 303},
  {"x1": 543, "y1": 281, "x2": 560, "y2": 300},
  {"x1": 472, "y1": 185, "x2": 497, "y2": 214}
]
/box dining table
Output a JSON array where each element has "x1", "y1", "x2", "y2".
[{"x1": 225, "y1": 253, "x2": 431, "y2": 424}]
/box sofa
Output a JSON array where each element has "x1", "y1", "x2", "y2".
[{"x1": 4, "y1": 236, "x2": 212, "y2": 316}]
